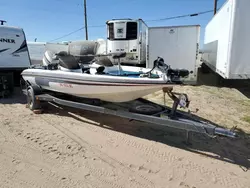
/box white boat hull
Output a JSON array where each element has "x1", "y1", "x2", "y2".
[
  {"x1": 23, "y1": 75, "x2": 170, "y2": 102},
  {"x1": 21, "y1": 66, "x2": 173, "y2": 102}
]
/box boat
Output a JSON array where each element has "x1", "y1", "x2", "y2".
[{"x1": 21, "y1": 50, "x2": 189, "y2": 103}]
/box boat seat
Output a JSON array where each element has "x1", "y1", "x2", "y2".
[
  {"x1": 112, "y1": 52, "x2": 126, "y2": 59},
  {"x1": 56, "y1": 51, "x2": 68, "y2": 57},
  {"x1": 58, "y1": 55, "x2": 80, "y2": 70},
  {"x1": 96, "y1": 66, "x2": 105, "y2": 74}
]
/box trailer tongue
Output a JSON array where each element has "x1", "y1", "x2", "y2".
[{"x1": 22, "y1": 84, "x2": 236, "y2": 143}]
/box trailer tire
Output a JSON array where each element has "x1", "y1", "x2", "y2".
[
  {"x1": 129, "y1": 103, "x2": 164, "y2": 115},
  {"x1": 27, "y1": 86, "x2": 41, "y2": 111}
]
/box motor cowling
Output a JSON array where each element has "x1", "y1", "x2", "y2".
[{"x1": 42, "y1": 50, "x2": 59, "y2": 66}]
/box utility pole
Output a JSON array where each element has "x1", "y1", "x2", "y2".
[
  {"x1": 84, "y1": 0, "x2": 88, "y2": 40},
  {"x1": 214, "y1": 0, "x2": 218, "y2": 15}
]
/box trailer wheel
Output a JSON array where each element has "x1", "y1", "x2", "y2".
[
  {"x1": 27, "y1": 86, "x2": 41, "y2": 111},
  {"x1": 129, "y1": 103, "x2": 164, "y2": 115}
]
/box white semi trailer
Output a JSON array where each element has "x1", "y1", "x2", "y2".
[{"x1": 203, "y1": 0, "x2": 250, "y2": 79}]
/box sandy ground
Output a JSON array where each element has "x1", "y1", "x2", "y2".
[{"x1": 0, "y1": 72, "x2": 250, "y2": 188}]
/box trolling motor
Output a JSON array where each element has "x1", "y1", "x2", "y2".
[{"x1": 148, "y1": 57, "x2": 190, "y2": 83}]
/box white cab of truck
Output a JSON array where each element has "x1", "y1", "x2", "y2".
[{"x1": 0, "y1": 25, "x2": 31, "y2": 71}]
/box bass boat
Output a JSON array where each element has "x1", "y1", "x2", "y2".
[{"x1": 21, "y1": 51, "x2": 189, "y2": 102}]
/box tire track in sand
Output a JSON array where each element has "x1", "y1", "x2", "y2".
[
  {"x1": 0, "y1": 129, "x2": 84, "y2": 187},
  {"x1": 52, "y1": 111, "x2": 246, "y2": 188},
  {"x1": 40, "y1": 114, "x2": 155, "y2": 188},
  {"x1": 0, "y1": 119, "x2": 98, "y2": 188}
]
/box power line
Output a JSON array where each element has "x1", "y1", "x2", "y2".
[
  {"x1": 48, "y1": 9, "x2": 214, "y2": 42},
  {"x1": 48, "y1": 27, "x2": 84, "y2": 42},
  {"x1": 48, "y1": 25, "x2": 104, "y2": 42},
  {"x1": 146, "y1": 10, "x2": 214, "y2": 22}
]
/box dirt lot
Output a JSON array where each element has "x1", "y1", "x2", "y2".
[{"x1": 0, "y1": 71, "x2": 250, "y2": 188}]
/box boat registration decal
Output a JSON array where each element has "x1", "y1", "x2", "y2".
[{"x1": 59, "y1": 83, "x2": 73, "y2": 88}]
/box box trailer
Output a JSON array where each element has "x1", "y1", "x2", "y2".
[
  {"x1": 147, "y1": 25, "x2": 200, "y2": 84},
  {"x1": 203, "y1": 0, "x2": 250, "y2": 79}
]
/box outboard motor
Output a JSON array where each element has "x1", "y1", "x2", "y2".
[
  {"x1": 42, "y1": 50, "x2": 82, "y2": 72},
  {"x1": 42, "y1": 50, "x2": 68, "y2": 66},
  {"x1": 43, "y1": 51, "x2": 55, "y2": 66}
]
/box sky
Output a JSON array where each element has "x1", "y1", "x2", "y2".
[{"x1": 1, "y1": 0, "x2": 226, "y2": 47}]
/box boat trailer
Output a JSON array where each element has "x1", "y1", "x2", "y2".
[{"x1": 23, "y1": 85, "x2": 236, "y2": 143}]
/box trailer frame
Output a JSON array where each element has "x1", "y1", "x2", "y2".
[{"x1": 22, "y1": 83, "x2": 236, "y2": 143}]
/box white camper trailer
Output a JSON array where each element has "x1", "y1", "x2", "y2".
[
  {"x1": 203, "y1": 0, "x2": 250, "y2": 79},
  {"x1": 0, "y1": 24, "x2": 31, "y2": 96},
  {"x1": 0, "y1": 25, "x2": 30, "y2": 70}
]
